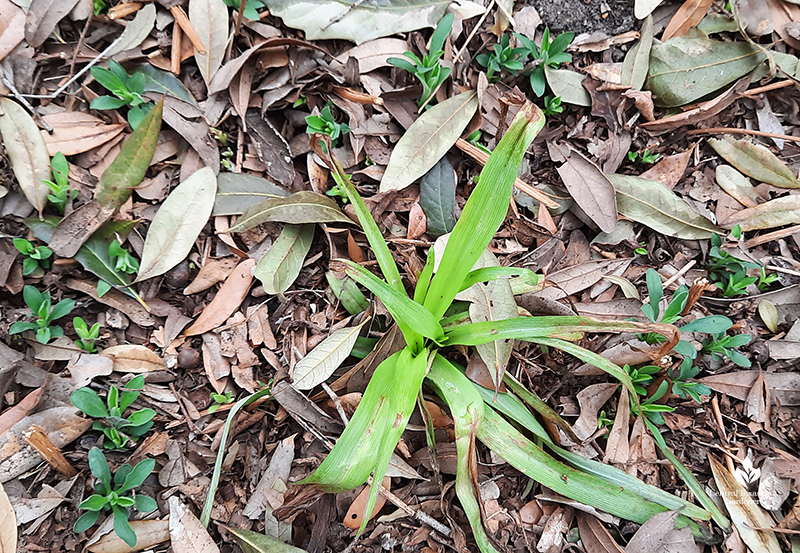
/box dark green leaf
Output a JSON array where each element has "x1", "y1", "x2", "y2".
[
  {"x1": 120, "y1": 458, "x2": 155, "y2": 493},
  {"x1": 74, "y1": 510, "x2": 100, "y2": 533},
  {"x1": 70, "y1": 388, "x2": 110, "y2": 418},
  {"x1": 112, "y1": 504, "x2": 137, "y2": 547},
  {"x1": 132, "y1": 64, "x2": 197, "y2": 104},
  {"x1": 89, "y1": 447, "x2": 112, "y2": 489},
  {"x1": 418, "y1": 156, "x2": 457, "y2": 237}
]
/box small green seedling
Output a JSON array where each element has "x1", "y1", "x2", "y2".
[
  {"x1": 624, "y1": 363, "x2": 660, "y2": 396},
  {"x1": 514, "y1": 28, "x2": 575, "y2": 97},
  {"x1": 627, "y1": 149, "x2": 659, "y2": 164},
  {"x1": 74, "y1": 317, "x2": 101, "y2": 353},
  {"x1": 542, "y1": 95, "x2": 563, "y2": 116},
  {"x1": 93, "y1": 0, "x2": 107, "y2": 15},
  {"x1": 222, "y1": 0, "x2": 265, "y2": 20},
  {"x1": 74, "y1": 447, "x2": 157, "y2": 547},
  {"x1": 10, "y1": 285, "x2": 75, "y2": 344},
  {"x1": 476, "y1": 33, "x2": 527, "y2": 83},
  {"x1": 702, "y1": 332, "x2": 751, "y2": 367},
  {"x1": 597, "y1": 410, "x2": 613, "y2": 429},
  {"x1": 305, "y1": 104, "x2": 350, "y2": 149},
  {"x1": 388, "y1": 13, "x2": 454, "y2": 106},
  {"x1": 706, "y1": 233, "x2": 777, "y2": 297},
  {"x1": 14, "y1": 238, "x2": 52, "y2": 277},
  {"x1": 43, "y1": 152, "x2": 76, "y2": 215},
  {"x1": 109, "y1": 241, "x2": 139, "y2": 274},
  {"x1": 466, "y1": 130, "x2": 492, "y2": 156},
  {"x1": 632, "y1": 380, "x2": 675, "y2": 426},
  {"x1": 639, "y1": 269, "x2": 689, "y2": 344},
  {"x1": 208, "y1": 390, "x2": 234, "y2": 413},
  {"x1": 667, "y1": 358, "x2": 711, "y2": 403},
  {"x1": 90, "y1": 60, "x2": 154, "y2": 129},
  {"x1": 70, "y1": 375, "x2": 156, "y2": 449},
  {"x1": 293, "y1": 95, "x2": 308, "y2": 108},
  {"x1": 634, "y1": 247, "x2": 648, "y2": 255}
]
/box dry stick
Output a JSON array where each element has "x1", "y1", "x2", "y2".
[
  {"x1": 744, "y1": 224, "x2": 800, "y2": 249},
  {"x1": 417, "y1": 0, "x2": 497, "y2": 113},
  {"x1": 740, "y1": 79, "x2": 794, "y2": 97},
  {"x1": 686, "y1": 127, "x2": 800, "y2": 143},
  {"x1": 21, "y1": 35, "x2": 124, "y2": 100},
  {"x1": 321, "y1": 382, "x2": 350, "y2": 426},
  {"x1": 170, "y1": 383, "x2": 199, "y2": 433},
  {"x1": 766, "y1": 265, "x2": 800, "y2": 278},
  {"x1": 662, "y1": 260, "x2": 696, "y2": 290},
  {"x1": 456, "y1": 138, "x2": 560, "y2": 208},
  {"x1": 0, "y1": 71, "x2": 54, "y2": 132},
  {"x1": 69, "y1": 15, "x2": 94, "y2": 79},
  {"x1": 171, "y1": 20, "x2": 183, "y2": 75},
  {"x1": 170, "y1": 5, "x2": 207, "y2": 55}
]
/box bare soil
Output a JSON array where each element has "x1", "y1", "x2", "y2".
[{"x1": 529, "y1": 0, "x2": 637, "y2": 34}]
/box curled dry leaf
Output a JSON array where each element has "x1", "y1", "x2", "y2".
[
  {"x1": 0, "y1": 406, "x2": 91, "y2": 482},
  {"x1": 708, "y1": 136, "x2": 800, "y2": 189},
  {"x1": 105, "y1": 3, "x2": 156, "y2": 57},
  {"x1": 183, "y1": 259, "x2": 256, "y2": 336},
  {"x1": 709, "y1": 455, "x2": 782, "y2": 553},
  {"x1": 136, "y1": 167, "x2": 217, "y2": 282},
  {"x1": 718, "y1": 195, "x2": 800, "y2": 231},
  {"x1": 184, "y1": 257, "x2": 240, "y2": 295},
  {"x1": 662, "y1": 0, "x2": 714, "y2": 41},
  {"x1": 40, "y1": 112, "x2": 126, "y2": 156},
  {"x1": 86, "y1": 520, "x2": 170, "y2": 553},
  {"x1": 0, "y1": 98, "x2": 51, "y2": 214},
  {"x1": 100, "y1": 344, "x2": 166, "y2": 372}
]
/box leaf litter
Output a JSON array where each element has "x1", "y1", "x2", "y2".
[{"x1": 3, "y1": 0, "x2": 800, "y2": 551}]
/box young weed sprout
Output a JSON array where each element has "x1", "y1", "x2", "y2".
[{"x1": 10, "y1": 285, "x2": 75, "y2": 344}]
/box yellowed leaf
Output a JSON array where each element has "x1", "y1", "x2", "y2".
[{"x1": 100, "y1": 344, "x2": 166, "y2": 372}]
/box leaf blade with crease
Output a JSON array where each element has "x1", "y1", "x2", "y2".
[
  {"x1": 213, "y1": 172, "x2": 291, "y2": 216},
  {"x1": 254, "y1": 224, "x2": 315, "y2": 295},
  {"x1": 105, "y1": 4, "x2": 155, "y2": 56},
  {"x1": 544, "y1": 67, "x2": 592, "y2": 107},
  {"x1": 549, "y1": 143, "x2": 618, "y2": 232},
  {"x1": 608, "y1": 173, "x2": 720, "y2": 239},
  {"x1": 708, "y1": 136, "x2": 800, "y2": 189},
  {"x1": 132, "y1": 64, "x2": 197, "y2": 105},
  {"x1": 189, "y1": 0, "x2": 228, "y2": 84},
  {"x1": 293, "y1": 320, "x2": 369, "y2": 390},
  {"x1": 621, "y1": 14, "x2": 653, "y2": 90},
  {"x1": 381, "y1": 91, "x2": 478, "y2": 192},
  {"x1": 229, "y1": 191, "x2": 354, "y2": 233},
  {"x1": 136, "y1": 167, "x2": 217, "y2": 282},
  {"x1": 419, "y1": 156, "x2": 457, "y2": 237},
  {"x1": 0, "y1": 97, "x2": 51, "y2": 214},
  {"x1": 718, "y1": 195, "x2": 800, "y2": 231}
]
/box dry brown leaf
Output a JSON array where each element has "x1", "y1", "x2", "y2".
[
  {"x1": 718, "y1": 195, "x2": 800, "y2": 231},
  {"x1": 639, "y1": 149, "x2": 693, "y2": 189},
  {"x1": 709, "y1": 455, "x2": 782, "y2": 553},
  {"x1": 662, "y1": 0, "x2": 714, "y2": 40},
  {"x1": 625, "y1": 509, "x2": 701, "y2": 552},
  {"x1": 0, "y1": 0, "x2": 26, "y2": 63},
  {"x1": 538, "y1": 506, "x2": 574, "y2": 552},
  {"x1": 100, "y1": 344, "x2": 166, "y2": 373},
  {"x1": 168, "y1": 496, "x2": 220, "y2": 553},
  {"x1": 407, "y1": 202, "x2": 427, "y2": 240},
  {"x1": 183, "y1": 257, "x2": 239, "y2": 295},
  {"x1": 183, "y1": 258, "x2": 255, "y2": 336},
  {"x1": 0, "y1": 481, "x2": 15, "y2": 553},
  {"x1": 0, "y1": 386, "x2": 44, "y2": 438},
  {"x1": 66, "y1": 278, "x2": 155, "y2": 328},
  {"x1": 700, "y1": 370, "x2": 800, "y2": 405},
  {"x1": 0, "y1": 406, "x2": 91, "y2": 482},
  {"x1": 604, "y1": 388, "x2": 630, "y2": 465},
  {"x1": 573, "y1": 383, "x2": 618, "y2": 441},
  {"x1": 40, "y1": 112, "x2": 126, "y2": 156},
  {"x1": 576, "y1": 512, "x2": 625, "y2": 552},
  {"x1": 67, "y1": 353, "x2": 114, "y2": 388},
  {"x1": 86, "y1": 520, "x2": 170, "y2": 553}
]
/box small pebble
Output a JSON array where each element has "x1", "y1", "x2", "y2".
[
  {"x1": 165, "y1": 260, "x2": 191, "y2": 288},
  {"x1": 178, "y1": 347, "x2": 201, "y2": 369}
]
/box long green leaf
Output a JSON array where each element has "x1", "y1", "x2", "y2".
[
  {"x1": 312, "y1": 137, "x2": 404, "y2": 295},
  {"x1": 341, "y1": 260, "x2": 441, "y2": 345},
  {"x1": 302, "y1": 347, "x2": 432, "y2": 536},
  {"x1": 424, "y1": 102, "x2": 545, "y2": 320},
  {"x1": 478, "y1": 406, "x2": 693, "y2": 526},
  {"x1": 426, "y1": 355, "x2": 500, "y2": 553},
  {"x1": 201, "y1": 388, "x2": 273, "y2": 527},
  {"x1": 459, "y1": 267, "x2": 541, "y2": 293}
]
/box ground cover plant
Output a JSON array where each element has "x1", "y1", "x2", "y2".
[{"x1": 2, "y1": 1, "x2": 800, "y2": 552}]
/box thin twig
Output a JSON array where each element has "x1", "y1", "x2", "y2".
[
  {"x1": 744, "y1": 224, "x2": 800, "y2": 248},
  {"x1": 321, "y1": 382, "x2": 350, "y2": 426},
  {"x1": 69, "y1": 15, "x2": 94, "y2": 79},
  {"x1": 686, "y1": 127, "x2": 800, "y2": 143},
  {"x1": 0, "y1": 71, "x2": 53, "y2": 132}
]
